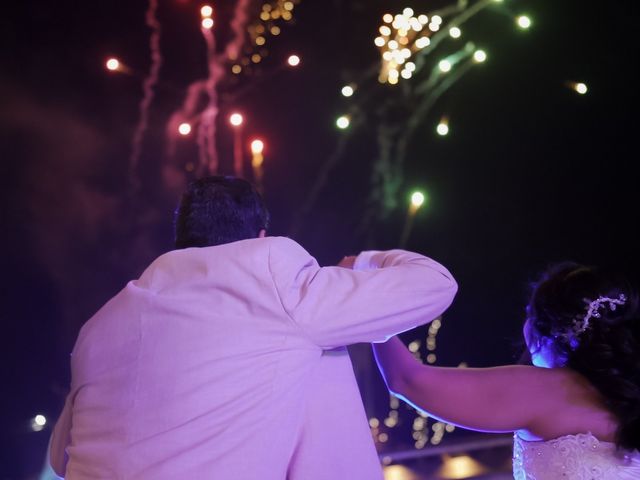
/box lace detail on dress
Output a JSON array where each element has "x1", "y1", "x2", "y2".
[{"x1": 513, "y1": 432, "x2": 640, "y2": 479}]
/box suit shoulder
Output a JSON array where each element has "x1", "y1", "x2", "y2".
[{"x1": 264, "y1": 236, "x2": 311, "y2": 256}]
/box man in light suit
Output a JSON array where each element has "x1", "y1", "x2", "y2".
[{"x1": 50, "y1": 176, "x2": 457, "y2": 479}]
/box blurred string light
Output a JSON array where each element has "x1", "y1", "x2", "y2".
[
  {"x1": 437, "y1": 454, "x2": 488, "y2": 478},
  {"x1": 383, "y1": 464, "x2": 421, "y2": 480},
  {"x1": 234, "y1": 0, "x2": 302, "y2": 76},
  {"x1": 472, "y1": 49, "x2": 487, "y2": 63},
  {"x1": 437, "y1": 117, "x2": 449, "y2": 136},
  {"x1": 417, "y1": 318, "x2": 459, "y2": 447},
  {"x1": 251, "y1": 139, "x2": 264, "y2": 155},
  {"x1": 426, "y1": 318, "x2": 441, "y2": 358},
  {"x1": 438, "y1": 59, "x2": 452, "y2": 73},
  {"x1": 103, "y1": 56, "x2": 134, "y2": 75},
  {"x1": 229, "y1": 113, "x2": 244, "y2": 177},
  {"x1": 105, "y1": 57, "x2": 121, "y2": 71},
  {"x1": 250, "y1": 139, "x2": 265, "y2": 191},
  {"x1": 402, "y1": 187, "x2": 428, "y2": 247},
  {"x1": 516, "y1": 15, "x2": 532, "y2": 29},
  {"x1": 572, "y1": 81, "x2": 588, "y2": 94},
  {"x1": 410, "y1": 191, "x2": 425, "y2": 209},
  {"x1": 202, "y1": 17, "x2": 214, "y2": 29},
  {"x1": 178, "y1": 122, "x2": 192, "y2": 135},
  {"x1": 449, "y1": 26, "x2": 462, "y2": 38},
  {"x1": 31, "y1": 414, "x2": 47, "y2": 432},
  {"x1": 200, "y1": 5, "x2": 213, "y2": 17},
  {"x1": 341, "y1": 85, "x2": 355, "y2": 97},
  {"x1": 336, "y1": 115, "x2": 350, "y2": 129},
  {"x1": 287, "y1": 54, "x2": 301, "y2": 66},
  {"x1": 201, "y1": 4, "x2": 214, "y2": 29},
  {"x1": 229, "y1": 112, "x2": 244, "y2": 126}
]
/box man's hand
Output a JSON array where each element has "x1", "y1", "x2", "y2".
[{"x1": 337, "y1": 255, "x2": 356, "y2": 269}]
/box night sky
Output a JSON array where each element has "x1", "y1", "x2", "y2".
[{"x1": 1, "y1": 0, "x2": 639, "y2": 477}]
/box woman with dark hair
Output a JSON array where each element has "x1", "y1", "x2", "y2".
[{"x1": 373, "y1": 262, "x2": 640, "y2": 478}]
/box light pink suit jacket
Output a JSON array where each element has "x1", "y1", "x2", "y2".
[{"x1": 50, "y1": 236, "x2": 457, "y2": 479}]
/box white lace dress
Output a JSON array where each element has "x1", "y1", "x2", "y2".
[{"x1": 513, "y1": 432, "x2": 640, "y2": 479}]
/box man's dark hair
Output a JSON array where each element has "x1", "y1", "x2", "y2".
[{"x1": 174, "y1": 176, "x2": 270, "y2": 248}]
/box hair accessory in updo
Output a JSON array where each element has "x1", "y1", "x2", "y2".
[{"x1": 557, "y1": 294, "x2": 627, "y2": 348}]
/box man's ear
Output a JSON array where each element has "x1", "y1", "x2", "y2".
[{"x1": 258, "y1": 229, "x2": 266, "y2": 238}]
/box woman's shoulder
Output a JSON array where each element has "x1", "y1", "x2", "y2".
[
  {"x1": 517, "y1": 366, "x2": 618, "y2": 442},
  {"x1": 501, "y1": 364, "x2": 603, "y2": 400},
  {"x1": 521, "y1": 365, "x2": 607, "y2": 404}
]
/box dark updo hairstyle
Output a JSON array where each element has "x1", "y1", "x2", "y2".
[
  {"x1": 525, "y1": 262, "x2": 640, "y2": 451},
  {"x1": 174, "y1": 176, "x2": 270, "y2": 249}
]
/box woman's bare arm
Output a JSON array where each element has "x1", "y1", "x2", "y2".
[{"x1": 373, "y1": 336, "x2": 574, "y2": 435}]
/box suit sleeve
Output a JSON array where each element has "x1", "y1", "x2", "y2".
[
  {"x1": 268, "y1": 237, "x2": 457, "y2": 349},
  {"x1": 49, "y1": 391, "x2": 73, "y2": 477}
]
